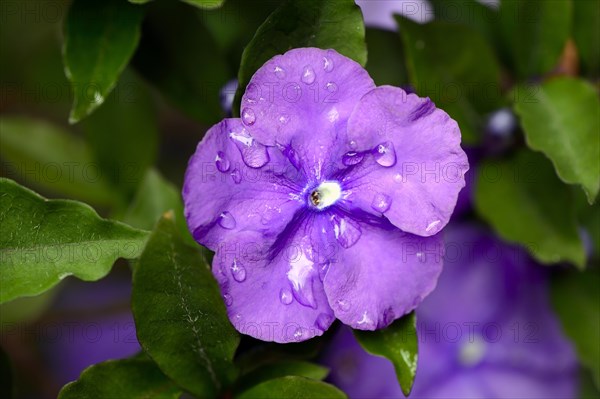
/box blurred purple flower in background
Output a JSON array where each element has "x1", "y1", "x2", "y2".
[
  {"x1": 183, "y1": 48, "x2": 468, "y2": 343},
  {"x1": 323, "y1": 224, "x2": 578, "y2": 398}
]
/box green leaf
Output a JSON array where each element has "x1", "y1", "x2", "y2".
[
  {"x1": 235, "y1": 361, "x2": 329, "y2": 394},
  {"x1": 474, "y1": 149, "x2": 585, "y2": 268},
  {"x1": 129, "y1": 0, "x2": 152, "y2": 3},
  {"x1": 237, "y1": 376, "x2": 346, "y2": 399},
  {"x1": 81, "y1": 71, "x2": 159, "y2": 201},
  {"x1": 133, "y1": 0, "x2": 230, "y2": 124},
  {"x1": 513, "y1": 78, "x2": 600, "y2": 204},
  {"x1": 396, "y1": 16, "x2": 502, "y2": 144},
  {"x1": 429, "y1": 0, "x2": 499, "y2": 43},
  {"x1": 573, "y1": 0, "x2": 600, "y2": 78},
  {"x1": 0, "y1": 346, "x2": 13, "y2": 399},
  {"x1": 58, "y1": 355, "x2": 181, "y2": 399},
  {"x1": 132, "y1": 214, "x2": 240, "y2": 398},
  {"x1": 234, "y1": 0, "x2": 367, "y2": 115},
  {"x1": 0, "y1": 178, "x2": 149, "y2": 304},
  {"x1": 354, "y1": 312, "x2": 418, "y2": 396},
  {"x1": 182, "y1": 0, "x2": 225, "y2": 10},
  {"x1": 0, "y1": 287, "x2": 57, "y2": 324},
  {"x1": 0, "y1": 117, "x2": 113, "y2": 207},
  {"x1": 63, "y1": 0, "x2": 144, "y2": 123},
  {"x1": 551, "y1": 268, "x2": 600, "y2": 388},
  {"x1": 497, "y1": 0, "x2": 571, "y2": 79},
  {"x1": 365, "y1": 28, "x2": 408, "y2": 87}
]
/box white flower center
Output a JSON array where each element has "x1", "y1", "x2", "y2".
[{"x1": 309, "y1": 181, "x2": 342, "y2": 210}]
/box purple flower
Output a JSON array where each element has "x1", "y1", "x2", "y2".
[
  {"x1": 183, "y1": 48, "x2": 468, "y2": 343},
  {"x1": 322, "y1": 224, "x2": 578, "y2": 398}
]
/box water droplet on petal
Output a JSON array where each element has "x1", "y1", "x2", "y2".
[
  {"x1": 337, "y1": 299, "x2": 351, "y2": 312},
  {"x1": 293, "y1": 327, "x2": 304, "y2": 341},
  {"x1": 287, "y1": 250, "x2": 317, "y2": 308},
  {"x1": 215, "y1": 151, "x2": 230, "y2": 172},
  {"x1": 218, "y1": 211, "x2": 236, "y2": 229},
  {"x1": 373, "y1": 141, "x2": 396, "y2": 167},
  {"x1": 282, "y1": 145, "x2": 301, "y2": 170},
  {"x1": 230, "y1": 128, "x2": 269, "y2": 168},
  {"x1": 332, "y1": 215, "x2": 362, "y2": 249},
  {"x1": 348, "y1": 140, "x2": 357, "y2": 149},
  {"x1": 231, "y1": 168, "x2": 242, "y2": 184},
  {"x1": 371, "y1": 193, "x2": 392, "y2": 213},
  {"x1": 274, "y1": 65, "x2": 286, "y2": 79},
  {"x1": 318, "y1": 263, "x2": 330, "y2": 282},
  {"x1": 323, "y1": 55, "x2": 334, "y2": 72},
  {"x1": 223, "y1": 293, "x2": 233, "y2": 306},
  {"x1": 301, "y1": 65, "x2": 316, "y2": 84},
  {"x1": 342, "y1": 151, "x2": 364, "y2": 166},
  {"x1": 426, "y1": 220, "x2": 441, "y2": 232},
  {"x1": 241, "y1": 108, "x2": 256, "y2": 126},
  {"x1": 315, "y1": 313, "x2": 334, "y2": 330},
  {"x1": 357, "y1": 311, "x2": 375, "y2": 328},
  {"x1": 231, "y1": 259, "x2": 247, "y2": 282},
  {"x1": 278, "y1": 114, "x2": 289, "y2": 124},
  {"x1": 279, "y1": 287, "x2": 293, "y2": 305},
  {"x1": 393, "y1": 173, "x2": 403, "y2": 183}
]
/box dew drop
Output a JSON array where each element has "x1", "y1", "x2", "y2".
[
  {"x1": 373, "y1": 141, "x2": 396, "y2": 167},
  {"x1": 218, "y1": 211, "x2": 236, "y2": 229},
  {"x1": 223, "y1": 293, "x2": 233, "y2": 306},
  {"x1": 231, "y1": 168, "x2": 242, "y2": 184},
  {"x1": 278, "y1": 114, "x2": 289, "y2": 124},
  {"x1": 371, "y1": 193, "x2": 392, "y2": 213},
  {"x1": 337, "y1": 299, "x2": 351, "y2": 312},
  {"x1": 318, "y1": 263, "x2": 330, "y2": 282},
  {"x1": 323, "y1": 55, "x2": 334, "y2": 72},
  {"x1": 231, "y1": 259, "x2": 247, "y2": 282},
  {"x1": 342, "y1": 151, "x2": 364, "y2": 166},
  {"x1": 274, "y1": 65, "x2": 286, "y2": 79},
  {"x1": 215, "y1": 151, "x2": 230, "y2": 172},
  {"x1": 279, "y1": 287, "x2": 293, "y2": 305},
  {"x1": 241, "y1": 108, "x2": 256, "y2": 126},
  {"x1": 348, "y1": 140, "x2": 357, "y2": 149},
  {"x1": 393, "y1": 173, "x2": 403, "y2": 183},
  {"x1": 315, "y1": 313, "x2": 334, "y2": 330},
  {"x1": 240, "y1": 144, "x2": 269, "y2": 168},
  {"x1": 292, "y1": 327, "x2": 304, "y2": 340},
  {"x1": 301, "y1": 65, "x2": 316, "y2": 84},
  {"x1": 332, "y1": 215, "x2": 362, "y2": 249},
  {"x1": 282, "y1": 145, "x2": 301, "y2": 170}
]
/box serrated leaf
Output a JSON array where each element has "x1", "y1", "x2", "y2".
[
  {"x1": 132, "y1": 214, "x2": 240, "y2": 398},
  {"x1": 237, "y1": 376, "x2": 346, "y2": 399},
  {"x1": 0, "y1": 117, "x2": 114, "y2": 207},
  {"x1": 133, "y1": 0, "x2": 230, "y2": 124},
  {"x1": 513, "y1": 78, "x2": 600, "y2": 204},
  {"x1": 497, "y1": 0, "x2": 571, "y2": 79},
  {"x1": 63, "y1": 0, "x2": 143, "y2": 123},
  {"x1": 551, "y1": 268, "x2": 600, "y2": 388},
  {"x1": 475, "y1": 149, "x2": 585, "y2": 268},
  {"x1": 234, "y1": 0, "x2": 367, "y2": 115},
  {"x1": 58, "y1": 355, "x2": 181, "y2": 399},
  {"x1": 0, "y1": 178, "x2": 149, "y2": 304},
  {"x1": 81, "y1": 71, "x2": 159, "y2": 201},
  {"x1": 354, "y1": 312, "x2": 418, "y2": 396},
  {"x1": 396, "y1": 16, "x2": 502, "y2": 144}
]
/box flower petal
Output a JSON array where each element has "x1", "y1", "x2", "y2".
[
  {"x1": 183, "y1": 118, "x2": 304, "y2": 251},
  {"x1": 213, "y1": 212, "x2": 336, "y2": 343},
  {"x1": 345, "y1": 86, "x2": 469, "y2": 236},
  {"x1": 323, "y1": 220, "x2": 443, "y2": 330},
  {"x1": 241, "y1": 48, "x2": 375, "y2": 175}
]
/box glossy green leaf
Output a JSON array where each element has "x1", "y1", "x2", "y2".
[
  {"x1": 396, "y1": 16, "x2": 502, "y2": 144},
  {"x1": 132, "y1": 214, "x2": 240, "y2": 398},
  {"x1": 551, "y1": 268, "x2": 600, "y2": 388},
  {"x1": 237, "y1": 376, "x2": 346, "y2": 399},
  {"x1": 133, "y1": 0, "x2": 230, "y2": 124},
  {"x1": 182, "y1": 0, "x2": 224, "y2": 10},
  {"x1": 513, "y1": 78, "x2": 600, "y2": 204},
  {"x1": 354, "y1": 312, "x2": 418, "y2": 396},
  {"x1": 81, "y1": 71, "x2": 159, "y2": 201},
  {"x1": 63, "y1": 0, "x2": 143, "y2": 123},
  {"x1": 58, "y1": 355, "x2": 181, "y2": 399},
  {"x1": 0, "y1": 117, "x2": 113, "y2": 206},
  {"x1": 497, "y1": 0, "x2": 571, "y2": 79},
  {"x1": 0, "y1": 347, "x2": 13, "y2": 399},
  {"x1": 365, "y1": 28, "x2": 408, "y2": 87},
  {"x1": 475, "y1": 150, "x2": 585, "y2": 268},
  {"x1": 234, "y1": 0, "x2": 367, "y2": 115},
  {"x1": 573, "y1": 0, "x2": 600, "y2": 78},
  {"x1": 235, "y1": 361, "x2": 329, "y2": 394},
  {"x1": 0, "y1": 178, "x2": 149, "y2": 304}
]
